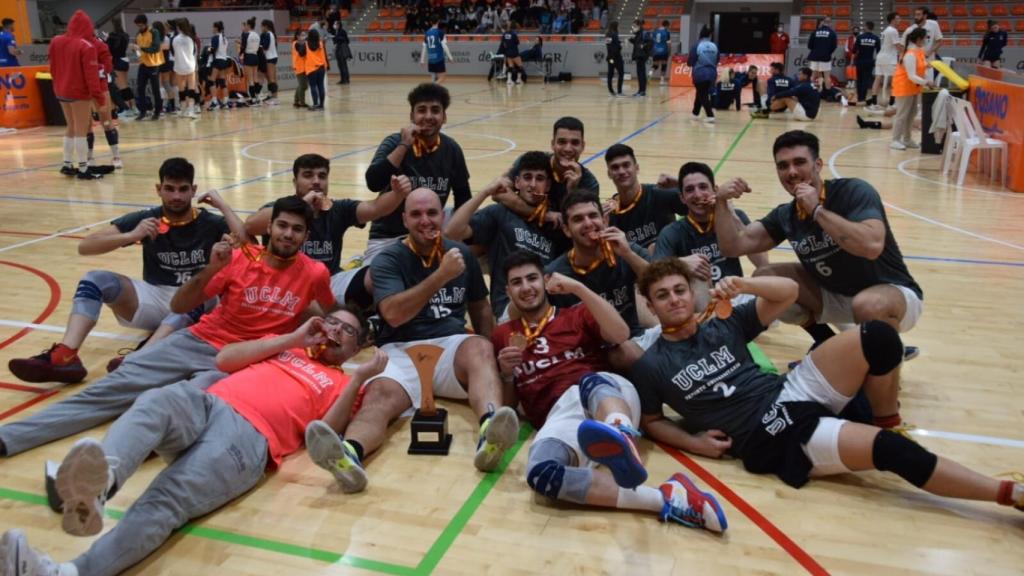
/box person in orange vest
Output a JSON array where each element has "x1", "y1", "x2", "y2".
[
  {"x1": 304, "y1": 28, "x2": 329, "y2": 111},
  {"x1": 130, "y1": 14, "x2": 165, "y2": 121},
  {"x1": 292, "y1": 30, "x2": 308, "y2": 108},
  {"x1": 890, "y1": 27, "x2": 933, "y2": 150}
]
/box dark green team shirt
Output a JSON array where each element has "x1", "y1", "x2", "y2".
[
  {"x1": 607, "y1": 184, "x2": 687, "y2": 249},
  {"x1": 364, "y1": 132, "x2": 472, "y2": 240},
  {"x1": 510, "y1": 152, "x2": 600, "y2": 215},
  {"x1": 758, "y1": 178, "x2": 922, "y2": 299},
  {"x1": 631, "y1": 302, "x2": 784, "y2": 454},
  {"x1": 653, "y1": 209, "x2": 752, "y2": 281},
  {"x1": 260, "y1": 198, "x2": 363, "y2": 275},
  {"x1": 112, "y1": 207, "x2": 229, "y2": 286},
  {"x1": 544, "y1": 242, "x2": 651, "y2": 337},
  {"x1": 468, "y1": 203, "x2": 570, "y2": 316},
  {"x1": 371, "y1": 237, "x2": 488, "y2": 345}
]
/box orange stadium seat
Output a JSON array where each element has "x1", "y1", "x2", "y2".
[
  {"x1": 835, "y1": 20, "x2": 850, "y2": 32},
  {"x1": 670, "y1": 20, "x2": 681, "y2": 31},
  {"x1": 644, "y1": 7, "x2": 657, "y2": 17},
  {"x1": 820, "y1": 7, "x2": 833, "y2": 17},
  {"x1": 368, "y1": 21, "x2": 381, "y2": 31},
  {"x1": 897, "y1": 20, "x2": 910, "y2": 31},
  {"x1": 952, "y1": 6, "x2": 968, "y2": 17},
  {"x1": 991, "y1": 6, "x2": 1008, "y2": 18},
  {"x1": 932, "y1": 7, "x2": 948, "y2": 18},
  {"x1": 974, "y1": 20, "x2": 989, "y2": 33},
  {"x1": 896, "y1": 7, "x2": 910, "y2": 17},
  {"x1": 1014, "y1": 5, "x2": 1024, "y2": 16},
  {"x1": 938, "y1": 21, "x2": 950, "y2": 33},
  {"x1": 954, "y1": 21, "x2": 969, "y2": 33},
  {"x1": 836, "y1": 6, "x2": 850, "y2": 17},
  {"x1": 801, "y1": 6, "x2": 815, "y2": 15},
  {"x1": 801, "y1": 19, "x2": 817, "y2": 32},
  {"x1": 378, "y1": 8, "x2": 390, "y2": 17},
  {"x1": 1018, "y1": 20, "x2": 1024, "y2": 32},
  {"x1": 971, "y1": 6, "x2": 988, "y2": 17},
  {"x1": 381, "y1": 21, "x2": 394, "y2": 31}
]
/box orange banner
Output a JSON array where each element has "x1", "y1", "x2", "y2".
[
  {"x1": 969, "y1": 74, "x2": 1024, "y2": 192},
  {"x1": 0, "y1": 65, "x2": 48, "y2": 128},
  {"x1": 670, "y1": 53, "x2": 784, "y2": 87}
]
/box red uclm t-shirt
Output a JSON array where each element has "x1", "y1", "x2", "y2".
[
  {"x1": 209, "y1": 346, "x2": 350, "y2": 467},
  {"x1": 190, "y1": 247, "x2": 335, "y2": 349},
  {"x1": 491, "y1": 304, "x2": 610, "y2": 428}
]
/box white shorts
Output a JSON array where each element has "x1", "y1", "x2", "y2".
[
  {"x1": 533, "y1": 373, "x2": 641, "y2": 464},
  {"x1": 777, "y1": 355, "x2": 854, "y2": 476},
  {"x1": 630, "y1": 294, "x2": 756, "y2": 352},
  {"x1": 117, "y1": 281, "x2": 178, "y2": 330},
  {"x1": 874, "y1": 62, "x2": 896, "y2": 77},
  {"x1": 366, "y1": 334, "x2": 476, "y2": 417},
  {"x1": 808, "y1": 60, "x2": 832, "y2": 73},
  {"x1": 793, "y1": 103, "x2": 813, "y2": 122},
  {"x1": 819, "y1": 284, "x2": 923, "y2": 333},
  {"x1": 330, "y1": 266, "x2": 364, "y2": 303}
]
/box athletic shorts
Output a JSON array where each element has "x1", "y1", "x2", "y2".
[
  {"x1": 266, "y1": 57, "x2": 278, "y2": 65},
  {"x1": 213, "y1": 58, "x2": 231, "y2": 70},
  {"x1": 329, "y1": 266, "x2": 365, "y2": 305},
  {"x1": 818, "y1": 284, "x2": 923, "y2": 332},
  {"x1": 874, "y1": 62, "x2": 896, "y2": 76},
  {"x1": 428, "y1": 61, "x2": 447, "y2": 74},
  {"x1": 243, "y1": 53, "x2": 260, "y2": 67},
  {"x1": 652, "y1": 54, "x2": 668, "y2": 63},
  {"x1": 159, "y1": 60, "x2": 174, "y2": 73},
  {"x1": 793, "y1": 103, "x2": 813, "y2": 121},
  {"x1": 115, "y1": 281, "x2": 179, "y2": 330},
  {"x1": 534, "y1": 373, "x2": 641, "y2": 465},
  {"x1": 365, "y1": 334, "x2": 477, "y2": 417},
  {"x1": 808, "y1": 60, "x2": 832, "y2": 73},
  {"x1": 113, "y1": 58, "x2": 129, "y2": 72}
]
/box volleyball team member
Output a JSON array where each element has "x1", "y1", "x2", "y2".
[
  {"x1": 868, "y1": 12, "x2": 901, "y2": 110},
  {"x1": 105, "y1": 19, "x2": 134, "y2": 116},
  {"x1": 259, "y1": 20, "x2": 279, "y2": 105},
  {"x1": 131, "y1": 14, "x2": 164, "y2": 121},
  {"x1": 206, "y1": 21, "x2": 230, "y2": 111},
  {"x1": 81, "y1": 31, "x2": 120, "y2": 173},
  {"x1": 304, "y1": 29, "x2": 328, "y2": 111},
  {"x1": 172, "y1": 19, "x2": 199, "y2": 119},
  {"x1": 979, "y1": 20, "x2": 1008, "y2": 68},
  {"x1": 49, "y1": 10, "x2": 106, "y2": 180},
  {"x1": 156, "y1": 21, "x2": 176, "y2": 115},
  {"x1": 239, "y1": 17, "x2": 260, "y2": 106},
  {"x1": 651, "y1": 20, "x2": 671, "y2": 85},
  {"x1": 422, "y1": 18, "x2": 452, "y2": 84},
  {"x1": 603, "y1": 144, "x2": 687, "y2": 250},
  {"x1": 503, "y1": 22, "x2": 523, "y2": 85}
]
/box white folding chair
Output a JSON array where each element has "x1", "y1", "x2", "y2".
[
  {"x1": 940, "y1": 98, "x2": 962, "y2": 178},
  {"x1": 951, "y1": 98, "x2": 1008, "y2": 188}
]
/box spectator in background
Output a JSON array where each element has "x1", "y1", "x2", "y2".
[
  {"x1": 852, "y1": 21, "x2": 879, "y2": 106},
  {"x1": 979, "y1": 20, "x2": 1008, "y2": 68},
  {"x1": 629, "y1": 18, "x2": 651, "y2": 96},
  {"x1": 844, "y1": 25, "x2": 860, "y2": 65},
  {"x1": 332, "y1": 20, "x2": 350, "y2": 84},
  {"x1": 869, "y1": 12, "x2": 900, "y2": 110},
  {"x1": 807, "y1": 16, "x2": 837, "y2": 91},
  {"x1": 476, "y1": 4, "x2": 496, "y2": 32},
  {"x1": 651, "y1": 20, "x2": 671, "y2": 85},
  {"x1": 605, "y1": 20, "x2": 624, "y2": 96},
  {"x1": 688, "y1": 25, "x2": 718, "y2": 120},
  {"x1": 0, "y1": 18, "x2": 23, "y2": 67},
  {"x1": 769, "y1": 22, "x2": 789, "y2": 62}
]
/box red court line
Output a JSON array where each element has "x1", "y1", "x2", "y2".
[
  {"x1": 0, "y1": 381, "x2": 48, "y2": 394},
  {"x1": 0, "y1": 230, "x2": 85, "y2": 240},
  {"x1": 0, "y1": 261, "x2": 61, "y2": 351},
  {"x1": 0, "y1": 389, "x2": 59, "y2": 421},
  {"x1": 657, "y1": 442, "x2": 830, "y2": 576}
]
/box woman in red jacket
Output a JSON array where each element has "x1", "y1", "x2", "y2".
[{"x1": 48, "y1": 10, "x2": 106, "y2": 180}]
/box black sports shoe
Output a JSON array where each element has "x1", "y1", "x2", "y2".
[
  {"x1": 88, "y1": 165, "x2": 116, "y2": 175},
  {"x1": 76, "y1": 170, "x2": 103, "y2": 180},
  {"x1": 60, "y1": 166, "x2": 77, "y2": 176}
]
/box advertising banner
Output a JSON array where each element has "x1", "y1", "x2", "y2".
[
  {"x1": 968, "y1": 74, "x2": 1024, "y2": 192},
  {"x1": 0, "y1": 65, "x2": 48, "y2": 128}
]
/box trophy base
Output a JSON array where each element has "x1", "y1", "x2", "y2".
[{"x1": 408, "y1": 407, "x2": 453, "y2": 455}]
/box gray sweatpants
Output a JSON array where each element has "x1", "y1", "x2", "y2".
[
  {"x1": 72, "y1": 383, "x2": 268, "y2": 576},
  {"x1": 0, "y1": 330, "x2": 224, "y2": 456}
]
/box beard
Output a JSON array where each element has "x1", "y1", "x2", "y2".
[{"x1": 268, "y1": 238, "x2": 301, "y2": 259}]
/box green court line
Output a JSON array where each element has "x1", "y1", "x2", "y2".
[
  {"x1": 0, "y1": 426, "x2": 533, "y2": 576},
  {"x1": 713, "y1": 118, "x2": 755, "y2": 175},
  {"x1": 415, "y1": 424, "x2": 533, "y2": 575}
]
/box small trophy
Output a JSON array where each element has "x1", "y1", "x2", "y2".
[{"x1": 406, "y1": 344, "x2": 452, "y2": 455}]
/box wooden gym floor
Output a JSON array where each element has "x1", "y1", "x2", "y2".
[{"x1": 0, "y1": 77, "x2": 1021, "y2": 575}]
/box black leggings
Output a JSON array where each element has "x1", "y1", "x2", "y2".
[
  {"x1": 855, "y1": 61, "x2": 874, "y2": 102},
  {"x1": 693, "y1": 80, "x2": 713, "y2": 117},
  {"x1": 607, "y1": 59, "x2": 623, "y2": 94}
]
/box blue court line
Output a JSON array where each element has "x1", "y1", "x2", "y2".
[
  {"x1": 580, "y1": 112, "x2": 675, "y2": 166},
  {"x1": 771, "y1": 246, "x2": 1024, "y2": 268}
]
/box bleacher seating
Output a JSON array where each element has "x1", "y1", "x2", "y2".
[{"x1": 799, "y1": 0, "x2": 1019, "y2": 43}]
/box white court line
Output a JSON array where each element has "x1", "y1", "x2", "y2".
[
  {"x1": 0, "y1": 217, "x2": 118, "y2": 254},
  {"x1": 896, "y1": 155, "x2": 1023, "y2": 199},
  {"x1": 0, "y1": 320, "x2": 144, "y2": 342},
  {"x1": 828, "y1": 139, "x2": 1024, "y2": 252},
  {"x1": 910, "y1": 428, "x2": 1024, "y2": 449}
]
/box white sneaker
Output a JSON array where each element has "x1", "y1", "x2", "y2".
[
  {"x1": 691, "y1": 114, "x2": 701, "y2": 121},
  {"x1": 305, "y1": 421, "x2": 368, "y2": 494},
  {"x1": 702, "y1": 116, "x2": 716, "y2": 124},
  {"x1": 55, "y1": 439, "x2": 111, "y2": 537},
  {"x1": 903, "y1": 140, "x2": 920, "y2": 149},
  {"x1": 474, "y1": 406, "x2": 519, "y2": 472},
  {"x1": 112, "y1": 157, "x2": 123, "y2": 169},
  {"x1": 515, "y1": 79, "x2": 522, "y2": 85},
  {"x1": 0, "y1": 530, "x2": 78, "y2": 576},
  {"x1": 659, "y1": 78, "x2": 666, "y2": 85},
  {"x1": 840, "y1": 95, "x2": 849, "y2": 107},
  {"x1": 890, "y1": 140, "x2": 907, "y2": 150},
  {"x1": 506, "y1": 78, "x2": 514, "y2": 86}
]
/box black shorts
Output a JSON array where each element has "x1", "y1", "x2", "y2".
[
  {"x1": 213, "y1": 58, "x2": 231, "y2": 70},
  {"x1": 243, "y1": 53, "x2": 259, "y2": 67},
  {"x1": 428, "y1": 61, "x2": 446, "y2": 74},
  {"x1": 652, "y1": 54, "x2": 668, "y2": 63},
  {"x1": 159, "y1": 60, "x2": 174, "y2": 73},
  {"x1": 738, "y1": 398, "x2": 833, "y2": 489},
  {"x1": 113, "y1": 58, "x2": 129, "y2": 72},
  {"x1": 265, "y1": 57, "x2": 278, "y2": 65}
]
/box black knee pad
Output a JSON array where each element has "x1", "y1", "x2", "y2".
[
  {"x1": 860, "y1": 320, "x2": 903, "y2": 375},
  {"x1": 104, "y1": 128, "x2": 118, "y2": 147},
  {"x1": 526, "y1": 459, "x2": 565, "y2": 498},
  {"x1": 872, "y1": 429, "x2": 938, "y2": 488},
  {"x1": 120, "y1": 87, "x2": 134, "y2": 101},
  {"x1": 86, "y1": 131, "x2": 95, "y2": 149},
  {"x1": 268, "y1": 82, "x2": 278, "y2": 93},
  {"x1": 215, "y1": 78, "x2": 227, "y2": 89}
]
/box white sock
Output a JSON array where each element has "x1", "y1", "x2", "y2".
[
  {"x1": 1014, "y1": 483, "x2": 1023, "y2": 502},
  {"x1": 603, "y1": 412, "x2": 634, "y2": 431},
  {"x1": 110, "y1": 144, "x2": 119, "y2": 157},
  {"x1": 616, "y1": 485, "x2": 664, "y2": 512},
  {"x1": 74, "y1": 137, "x2": 88, "y2": 171},
  {"x1": 62, "y1": 136, "x2": 73, "y2": 164}
]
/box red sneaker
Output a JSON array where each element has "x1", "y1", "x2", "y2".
[{"x1": 8, "y1": 344, "x2": 87, "y2": 384}]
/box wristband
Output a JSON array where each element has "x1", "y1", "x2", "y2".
[{"x1": 811, "y1": 204, "x2": 823, "y2": 222}]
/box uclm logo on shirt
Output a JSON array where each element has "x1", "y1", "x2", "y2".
[{"x1": 244, "y1": 286, "x2": 302, "y2": 312}]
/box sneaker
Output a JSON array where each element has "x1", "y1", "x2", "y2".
[
  {"x1": 658, "y1": 472, "x2": 728, "y2": 533},
  {"x1": 304, "y1": 421, "x2": 367, "y2": 493},
  {"x1": 903, "y1": 346, "x2": 920, "y2": 362},
  {"x1": 55, "y1": 438, "x2": 111, "y2": 537},
  {"x1": 577, "y1": 419, "x2": 647, "y2": 489},
  {"x1": 659, "y1": 78, "x2": 667, "y2": 85},
  {"x1": 702, "y1": 116, "x2": 716, "y2": 124},
  {"x1": 365, "y1": 315, "x2": 382, "y2": 346},
  {"x1": 903, "y1": 140, "x2": 920, "y2": 149},
  {"x1": 515, "y1": 79, "x2": 522, "y2": 85},
  {"x1": 750, "y1": 109, "x2": 770, "y2": 119},
  {"x1": 76, "y1": 170, "x2": 103, "y2": 180},
  {"x1": 206, "y1": 102, "x2": 218, "y2": 112},
  {"x1": 474, "y1": 406, "x2": 519, "y2": 472},
  {"x1": 59, "y1": 166, "x2": 77, "y2": 176},
  {"x1": 8, "y1": 345, "x2": 87, "y2": 384},
  {"x1": 149, "y1": 114, "x2": 161, "y2": 121},
  {"x1": 0, "y1": 529, "x2": 78, "y2": 576},
  {"x1": 87, "y1": 165, "x2": 115, "y2": 175},
  {"x1": 133, "y1": 112, "x2": 148, "y2": 121},
  {"x1": 890, "y1": 141, "x2": 907, "y2": 151},
  {"x1": 112, "y1": 157, "x2": 123, "y2": 169}
]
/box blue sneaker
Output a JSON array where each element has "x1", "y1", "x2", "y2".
[
  {"x1": 659, "y1": 472, "x2": 728, "y2": 533},
  {"x1": 903, "y1": 346, "x2": 920, "y2": 362},
  {"x1": 577, "y1": 419, "x2": 647, "y2": 489},
  {"x1": 305, "y1": 420, "x2": 367, "y2": 494},
  {"x1": 474, "y1": 406, "x2": 519, "y2": 472}
]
